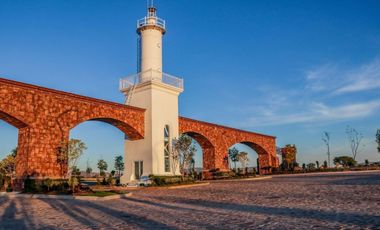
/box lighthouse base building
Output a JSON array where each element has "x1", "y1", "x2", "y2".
[
  {"x1": 119, "y1": 4, "x2": 278, "y2": 183},
  {"x1": 121, "y1": 75, "x2": 183, "y2": 182}
]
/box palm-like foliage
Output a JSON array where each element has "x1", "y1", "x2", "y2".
[{"x1": 228, "y1": 147, "x2": 239, "y2": 171}]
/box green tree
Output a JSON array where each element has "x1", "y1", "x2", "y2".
[
  {"x1": 307, "y1": 163, "x2": 316, "y2": 170},
  {"x1": 58, "y1": 139, "x2": 87, "y2": 177},
  {"x1": 107, "y1": 173, "x2": 115, "y2": 185},
  {"x1": 333, "y1": 156, "x2": 357, "y2": 167},
  {"x1": 316, "y1": 161, "x2": 320, "y2": 169},
  {"x1": 114, "y1": 155, "x2": 125, "y2": 178},
  {"x1": 376, "y1": 129, "x2": 380, "y2": 153},
  {"x1": 228, "y1": 147, "x2": 239, "y2": 171},
  {"x1": 85, "y1": 167, "x2": 92, "y2": 177},
  {"x1": 0, "y1": 149, "x2": 17, "y2": 190},
  {"x1": 237, "y1": 151, "x2": 249, "y2": 173},
  {"x1": 365, "y1": 159, "x2": 369, "y2": 166},
  {"x1": 302, "y1": 163, "x2": 306, "y2": 170},
  {"x1": 10, "y1": 147, "x2": 17, "y2": 158},
  {"x1": 97, "y1": 159, "x2": 108, "y2": 177},
  {"x1": 66, "y1": 165, "x2": 81, "y2": 193},
  {"x1": 85, "y1": 159, "x2": 92, "y2": 177},
  {"x1": 281, "y1": 144, "x2": 298, "y2": 171},
  {"x1": 323, "y1": 160, "x2": 328, "y2": 169},
  {"x1": 0, "y1": 154, "x2": 16, "y2": 176},
  {"x1": 171, "y1": 135, "x2": 196, "y2": 175}
]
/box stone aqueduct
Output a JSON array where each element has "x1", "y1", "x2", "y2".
[
  {"x1": 179, "y1": 117, "x2": 278, "y2": 175},
  {"x1": 0, "y1": 77, "x2": 278, "y2": 183}
]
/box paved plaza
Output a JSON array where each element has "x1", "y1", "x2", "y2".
[{"x1": 1, "y1": 171, "x2": 380, "y2": 229}]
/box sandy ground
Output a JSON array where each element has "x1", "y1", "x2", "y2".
[{"x1": 1, "y1": 171, "x2": 380, "y2": 229}]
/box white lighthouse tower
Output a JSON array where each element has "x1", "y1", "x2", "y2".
[{"x1": 120, "y1": 2, "x2": 183, "y2": 183}]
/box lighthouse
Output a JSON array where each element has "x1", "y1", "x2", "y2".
[{"x1": 120, "y1": 2, "x2": 183, "y2": 183}]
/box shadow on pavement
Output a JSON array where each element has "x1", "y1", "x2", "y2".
[
  {"x1": 39, "y1": 198, "x2": 176, "y2": 229},
  {"x1": 326, "y1": 173, "x2": 380, "y2": 185},
  {"x1": 125, "y1": 197, "x2": 215, "y2": 229},
  {"x1": 0, "y1": 197, "x2": 28, "y2": 229}
]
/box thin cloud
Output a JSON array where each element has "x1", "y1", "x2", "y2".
[
  {"x1": 334, "y1": 59, "x2": 380, "y2": 94},
  {"x1": 232, "y1": 58, "x2": 380, "y2": 128},
  {"x1": 305, "y1": 63, "x2": 340, "y2": 92},
  {"x1": 306, "y1": 58, "x2": 380, "y2": 95},
  {"x1": 243, "y1": 99, "x2": 380, "y2": 127}
]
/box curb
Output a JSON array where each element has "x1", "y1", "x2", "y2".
[
  {"x1": 210, "y1": 176, "x2": 273, "y2": 183},
  {"x1": 272, "y1": 170, "x2": 380, "y2": 178},
  {"x1": 0, "y1": 192, "x2": 132, "y2": 201},
  {"x1": 167, "y1": 182, "x2": 210, "y2": 189},
  {"x1": 75, "y1": 193, "x2": 132, "y2": 201}
]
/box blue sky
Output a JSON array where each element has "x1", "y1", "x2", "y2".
[{"x1": 1, "y1": 0, "x2": 380, "y2": 170}]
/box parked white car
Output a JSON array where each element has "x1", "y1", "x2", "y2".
[{"x1": 138, "y1": 176, "x2": 152, "y2": 186}]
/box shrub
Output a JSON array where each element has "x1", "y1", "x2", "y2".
[
  {"x1": 0, "y1": 175, "x2": 11, "y2": 191},
  {"x1": 69, "y1": 176, "x2": 80, "y2": 192},
  {"x1": 23, "y1": 177, "x2": 69, "y2": 194},
  {"x1": 43, "y1": 178, "x2": 54, "y2": 192},
  {"x1": 107, "y1": 174, "x2": 115, "y2": 186},
  {"x1": 23, "y1": 176, "x2": 37, "y2": 193},
  {"x1": 208, "y1": 168, "x2": 220, "y2": 173},
  {"x1": 149, "y1": 175, "x2": 184, "y2": 186},
  {"x1": 0, "y1": 174, "x2": 4, "y2": 190},
  {"x1": 6, "y1": 186, "x2": 13, "y2": 192},
  {"x1": 252, "y1": 169, "x2": 257, "y2": 177},
  {"x1": 213, "y1": 171, "x2": 233, "y2": 179}
]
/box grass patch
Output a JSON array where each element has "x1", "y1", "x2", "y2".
[{"x1": 23, "y1": 190, "x2": 72, "y2": 195}]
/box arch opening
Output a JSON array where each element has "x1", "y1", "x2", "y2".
[
  {"x1": 228, "y1": 141, "x2": 269, "y2": 175},
  {"x1": 0, "y1": 119, "x2": 19, "y2": 191},
  {"x1": 90, "y1": 118, "x2": 142, "y2": 140},
  {"x1": 178, "y1": 133, "x2": 203, "y2": 176},
  {"x1": 68, "y1": 120, "x2": 127, "y2": 185},
  {"x1": 180, "y1": 132, "x2": 215, "y2": 175},
  {"x1": 68, "y1": 117, "x2": 143, "y2": 141}
]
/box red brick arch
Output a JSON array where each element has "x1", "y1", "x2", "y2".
[
  {"x1": 179, "y1": 117, "x2": 279, "y2": 175},
  {"x1": 0, "y1": 110, "x2": 28, "y2": 129},
  {"x1": 0, "y1": 78, "x2": 145, "y2": 184}
]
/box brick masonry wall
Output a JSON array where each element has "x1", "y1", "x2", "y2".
[
  {"x1": 179, "y1": 117, "x2": 279, "y2": 174},
  {"x1": 0, "y1": 78, "x2": 145, "y2": 180},
  {"x1": 0, "y1": 76, "x2": 278, "y2": 187}
]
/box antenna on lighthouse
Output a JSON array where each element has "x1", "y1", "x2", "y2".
[
  {"x1": 147, "y1": 0, "x2": 156, "y2": 17},
  {"x1": 147, "y1": 0, "x2": 155, "y2": 10}
]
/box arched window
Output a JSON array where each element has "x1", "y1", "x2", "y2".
[{"x1": 164, "y1": 125, "x2": 170, "y2": 172}]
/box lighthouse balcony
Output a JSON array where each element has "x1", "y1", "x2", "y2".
[
  {"x1": 137, "y1": 16, "x2": 166, "y2": 30},
  {"x1": 119, "y1": 69, "x2": 183, "y2": 92}
]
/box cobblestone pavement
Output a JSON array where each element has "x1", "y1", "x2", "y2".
[{"x1": 1, "y1": 171, "x2": 380, "y2": 229}]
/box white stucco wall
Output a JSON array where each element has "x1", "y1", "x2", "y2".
[
  {"x1": 140, "y1": 28, "x2": 163, "y2": 81},
  {"x1": 121, "y1": 81, "x2": 182, "y2": 183}
]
